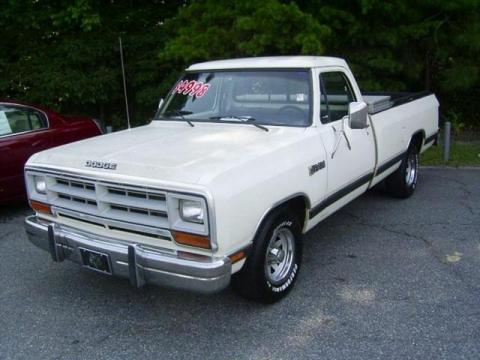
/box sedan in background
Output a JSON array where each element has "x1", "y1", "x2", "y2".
[{"x1": 0, "y1": 100, "x2": 103, "y2": 204}]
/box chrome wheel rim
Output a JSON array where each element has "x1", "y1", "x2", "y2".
[
  {"x1": 405, "y1": 152, "x2": 418, "y2": 186},
  {"x1": 264, "y1": 227, "x2": 295, "y2": 285}
]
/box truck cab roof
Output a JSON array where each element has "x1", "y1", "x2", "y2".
[{"x1": 187, "y1": 56, "x2": 348, "y2": 71}]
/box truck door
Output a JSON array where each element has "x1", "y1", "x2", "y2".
[{"x1": 314, "y1": 70, "x2": 376, "y2": 215}]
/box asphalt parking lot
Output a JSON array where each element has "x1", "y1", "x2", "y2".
[{"x1": 0, "y1": 168, "x2": 479, "y2": 360}]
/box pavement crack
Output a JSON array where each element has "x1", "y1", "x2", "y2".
[
  {"x1": 373, "y1": 222, "x2": 476, "y2": 227},
  {"x1": 0, "y1": 230, "x2": 15, "y2": 239},
  {"x1": 435, "y1": 175, "x2": 472, "y2": 197},
  {"x1": 345, "y1": 212, "x2": 449, "y2": 266},
  {"x1": 344, "y1": 211, "x2": 480, "y2": 294},
  {"x1": 460, "y1": 201, "x2": 475, "y2": 216}
]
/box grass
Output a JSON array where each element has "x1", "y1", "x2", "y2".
[{"x1": 421, "y1": 141, "x2": 480, "y2": 166}]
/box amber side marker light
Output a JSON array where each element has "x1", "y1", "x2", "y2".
[
  {"x1": 229, "y1": 251, "x2": 246, "y2": 264},
  {"x1": 30, "y1": 200, "x2": 51, "y2": 214},
  {"x1": 172, "y1": 230, "x2": 211, "y2": 249}
]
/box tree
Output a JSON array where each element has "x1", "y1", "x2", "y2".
[
  {"x1": 296, "y1": 0, "x2": 480, "y2": 126},
  {"x1": 1, "y1": 0, "x2": 479, "y2": 129},
  {"x1": 160, "y1": 0, "x2": 330, "y2": 65},
  {"x1": 0, "y1": 0, "x2": 183, "y2": 128}
]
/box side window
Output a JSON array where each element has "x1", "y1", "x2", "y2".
[
  {"x1": 29, "y1": 111, "x2": 45, "y2": 130},
  {"x1": 319, "y1": 72, "x2": 356, "y2": 123},
  {"x1": 0, "y1": 105, "x2": 47, "y2": 136}
]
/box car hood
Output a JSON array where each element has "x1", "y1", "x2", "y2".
[{"x1": 28, "y1": 121, "x2": 307, "y2": 186}]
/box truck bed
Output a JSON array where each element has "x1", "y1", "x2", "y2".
[
  {"x1": 363, "y1": 91, "x2": 432, "y2": 114},
  {"x1": 367, "y1": 92, "x2": 439, "y2": 186}
]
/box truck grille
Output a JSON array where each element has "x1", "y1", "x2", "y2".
[{"x1": 46, "y1": 175, "x2": 169, "y2": 231}]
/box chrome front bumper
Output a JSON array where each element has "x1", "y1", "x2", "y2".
[{"x1": 25, "y1": 215, "x2": 231, "y2": 294}]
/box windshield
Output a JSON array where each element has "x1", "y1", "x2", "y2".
[{"x1": 156, "y1": 70, "x2": 312, "y2": 127}]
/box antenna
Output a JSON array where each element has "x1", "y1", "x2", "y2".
[{"x1": 119, "y1": 37, "x2": 131, "y2": 129}]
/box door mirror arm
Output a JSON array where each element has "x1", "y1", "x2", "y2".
[{"x1": 331, "y1": 122, "x2": 352, "y2": 159}]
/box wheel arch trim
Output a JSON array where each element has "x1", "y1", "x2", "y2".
[
  {"x1": 253, "y1": 193, "x2": 311, "y2": 240},
  {"x1": 408, "y1": 130, "x2": 426, "y2": 151}
]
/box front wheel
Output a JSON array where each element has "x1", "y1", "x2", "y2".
[
  {"x1": 385, "y1": 144, "x2": 419, "y2": 198},
  {"x1": 232, "y1": 209, "x2": 302, "y2": 303}
]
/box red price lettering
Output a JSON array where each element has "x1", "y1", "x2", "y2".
[
  {"x1": 175, "y1": 80, "x2": 187, "y2": 93},
  {"x1": 190, "y1": 82, "x2": 203, "y2": 96},
  {"x1": 182, "y1": 80, "x2": 196, "y2": 95},
  {"x1": 195, "y1": 84, "x2": 210, "y2": 98},
  {"x1": 174, "y1": 80, "x2": 211, "y2": 98}
]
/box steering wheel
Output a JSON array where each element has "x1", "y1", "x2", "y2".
[{"x1": 275, "y1": 106, "x2": 306, "y2": 121}]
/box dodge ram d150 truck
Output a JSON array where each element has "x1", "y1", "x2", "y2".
[{"x1": 24, "y1": 57, "x2": 438, "y2": 303}]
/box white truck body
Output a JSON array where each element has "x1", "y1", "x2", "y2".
[{"x1": 24, "y1": 57, "x2": 438, "y2": 298}]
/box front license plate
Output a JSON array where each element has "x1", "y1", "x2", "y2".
[{"x1": 79, "y1": 248, "x2": 112, "y2": 274}]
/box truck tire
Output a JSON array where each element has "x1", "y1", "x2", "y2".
[
  {"x1": 232, "y1": 209, "x2": 302, "y2": 303},
  {"x1": 385, "y1": 143, "x2": 419, "y2": 198}
]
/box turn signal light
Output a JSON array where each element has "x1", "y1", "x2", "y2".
[
  {"x1": 30, "y1": 200, "x2": 51, "y2": 214},
  {"x1": 229, "y1": 251, "x2": 246, "y2": 264},
  {"x1": 172, "y1": 231, "x2": 211, "y2": 249}
]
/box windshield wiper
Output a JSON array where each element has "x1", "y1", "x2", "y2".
[
  {"x1": 209, "y1": 115, "x2": 269, "y2": 132},
  {"x1": 164, "y1": 110, "x2": 194, "y2": 127}
]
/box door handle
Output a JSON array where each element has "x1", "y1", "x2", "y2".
[{"x1": 31, "y1": 140, "x2": 45, "y2": 148}]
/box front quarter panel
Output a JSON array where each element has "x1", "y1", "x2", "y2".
[{"x1": 209, "y1": 127, "x2": 327, "y2": 256}]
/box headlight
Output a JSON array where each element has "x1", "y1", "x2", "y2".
[
  {"x1": 166, "y1": 193, "x2": 209, "y2": 239},
  {"x1": 179, "y1": 199, "x2": 204, "y2": 224},
  {"x1": 34, "y1": 176, "x2": 46, "y2": 194}
]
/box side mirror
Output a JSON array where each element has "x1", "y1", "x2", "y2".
[
  {"x1": 158, "y1": 98, "x2": 164, "y2": 110},
  {"x1": 348, "y1": 101, "x2": 368, "y2": 129}
]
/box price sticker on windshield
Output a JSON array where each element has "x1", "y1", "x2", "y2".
[{"x1": 174, "y1": 80, "x2": 211, "y2": 98}]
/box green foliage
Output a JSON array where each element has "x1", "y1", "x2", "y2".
[
  {"x1": 0, "y1": 0, "x2": 479, "y2": 130},
  {"x1": 446, "y1": 110, "x2": 465, "y2": 135},
  {"x1": 421, "y1": 141, "x2": 480, "y2": 166},
  {"x1": 0, "y1": 0, "x2": 179, "y2": 129},
  {"x1": 296, "y1": 0, "x2": 480, "y2": 127},
  {"x1": 51, "y1": 0, "x2": 101, "y2": 31},
  {"x1": 161, "y1": 0, "x2": 329, "y2": 65}
]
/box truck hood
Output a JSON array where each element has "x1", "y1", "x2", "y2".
[{"x1": 28, "y1": 121, "x2": 307, "y2": 186}]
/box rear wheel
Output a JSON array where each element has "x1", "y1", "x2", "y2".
[
  {"x1": 232, "y1": 209, "x2": 302, "y2": 303},
  {"x1": 385, "y1": 143, "x2": 419, "y2": 198}
]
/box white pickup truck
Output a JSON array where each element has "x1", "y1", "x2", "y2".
[{"x1": 24, "y1": 57, "x2": 438, "y2": 302}]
